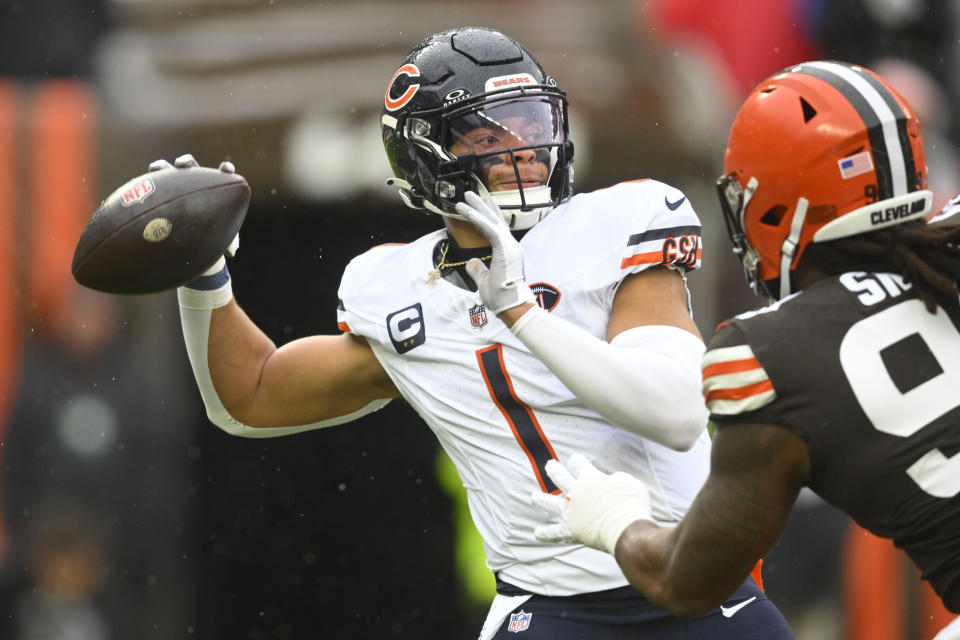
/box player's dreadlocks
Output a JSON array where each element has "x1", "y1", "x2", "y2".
[{"x1": 803, "y1": 220, "x2": 960, "y2": 312}]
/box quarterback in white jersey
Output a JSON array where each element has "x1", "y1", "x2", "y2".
[
  {"x1": 337, "y1": 179, "x2": 710, "y2": 596},
  {"x1": 173, "y1": 26, "x2": 794, "y2": 640}
]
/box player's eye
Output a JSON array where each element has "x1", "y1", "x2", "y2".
[{"x1": 471, "y1": 134, "x2": 501, "y2": 148}]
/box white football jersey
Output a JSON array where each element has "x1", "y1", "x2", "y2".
[{"x1": 336, "y1": 180, "x2": 711, "y2": 596}]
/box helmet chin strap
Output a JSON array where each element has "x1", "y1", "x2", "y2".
[
  {"x1": 403, "y1": 174, "x2": 556, "y2": 229},
  {"x1": 778, "y1": 197, "x2": 810, "y2": 299}
]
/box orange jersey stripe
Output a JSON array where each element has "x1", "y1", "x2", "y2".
[
  {"x1": 705, "y1": 379, "x2": 774, "y2": 403},
  {"x1": 620, "y1": 250, "x2": 662, "y2": 268},
  {"x1": 620, "y1": 246, "x2": 702, "y2": 270},
  {"x1": 702, "y1": 357, "x2": 763, "y2": 380},
  {"x1": 337, "y1": 321, "x2": 351, "y2": 333}
]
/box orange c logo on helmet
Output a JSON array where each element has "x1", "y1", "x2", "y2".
[{"x1": 385, "y1": 64, "x2": 421, "y2": 112}]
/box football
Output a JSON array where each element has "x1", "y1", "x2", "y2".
[{"x1": 72, "y1": 165, "x2": 250, "y2": 295}]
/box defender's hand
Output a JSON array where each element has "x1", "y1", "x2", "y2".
[
  {"x1": 454, "y1": 191, "x2": 535, "y2": 314},
  {"x1": 530, "y1": 454, "x2": 653, "y2": 555}
]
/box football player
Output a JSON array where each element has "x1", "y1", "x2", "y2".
[
  {"x1": 172, "y1": 27, "x2": 794, "y2": 638},
  {"x1": 530, "y1": 61, "x2": 960, "y2": 636}
]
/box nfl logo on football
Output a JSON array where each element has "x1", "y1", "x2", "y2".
[
  {"x1": 120, "y1": 178, "x2": 155, "y2": 207},
  {"x1": 508, "y1": 610, "x2": 532, "y2": 633},
  {"x1": 469, "y1": 304, "x2": 488, "y2": 329}
]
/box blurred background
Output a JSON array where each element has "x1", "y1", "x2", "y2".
[{"x1": 0, "y1": 0, "x2": 957, "y2": 638}]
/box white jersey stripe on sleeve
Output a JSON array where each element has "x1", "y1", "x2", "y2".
[
  {"x1": 707, "y1": 391, "x2": 778, "y2": 416},
  {"x1": 702, "y1": 344, "x2": 776, "y2": 415},
  {"x1": 701, "y1": 344, "x2": 755, "y2": 367},
  {"x1": 702, "y1": 367, "x2": 770, "y2": 395}
]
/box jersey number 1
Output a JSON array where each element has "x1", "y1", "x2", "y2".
[
  {"x1": 839, "y1": 299, "x2": 960, "y2": 498},
  {"x1": 476, "y1": 345, "x2": 560, "y2": 493}
]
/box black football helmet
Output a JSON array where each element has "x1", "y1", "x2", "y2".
[{"x1": 381, "y1": 27, "x2": 574, "y2": 230}]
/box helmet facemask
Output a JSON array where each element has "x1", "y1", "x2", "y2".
[
  {"x1": 395, "y1": 83, "x2": 573, "y2": 230},
  {"x1": 716, "y1": 174, "x2": 770, "y2": 297},
  {"x1": 439, "y1": 92, "x2": 570, "y2": 229}
]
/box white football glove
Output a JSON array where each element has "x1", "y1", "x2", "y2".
[
  {"x1": 530, "y1": 454, "x2": 653, "y2": 555},
  {"x1": 454, "y1": 191, "x2": 535, "y2": 314},
  {"x1": 150, "y1": 154, "x2": 240, "y2": 273}
]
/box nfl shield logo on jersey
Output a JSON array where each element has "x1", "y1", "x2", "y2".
[
  {"x1": 507, "y1": 610, "x2": 532, "y2": 633},
  {"x1": 469, "y1": 303, "x2": 488, "y2": 328}
]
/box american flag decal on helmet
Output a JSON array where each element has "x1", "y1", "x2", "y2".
[
  {"x1": 702, "y1": 344, "x2": 776, "y2": 415},
  {"x1": 838, "y1": 150, "x2": 874, "y2": 179}
]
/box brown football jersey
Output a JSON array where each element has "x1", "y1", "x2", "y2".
[{"x1": 704, "y1": 272, "x2": 960, "y2": 612}]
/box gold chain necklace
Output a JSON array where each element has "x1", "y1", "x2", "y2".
[{"x1": 425, "y1": 241, "x2": 492, "y2": 284}]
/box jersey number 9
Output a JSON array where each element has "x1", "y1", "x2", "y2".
[{"x1": 839, "y1": 299, "x2": 960, "y2": 498}]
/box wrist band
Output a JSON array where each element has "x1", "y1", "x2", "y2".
[{"x1": 178, "y1": 258, "x2": 233, "y2": 310}]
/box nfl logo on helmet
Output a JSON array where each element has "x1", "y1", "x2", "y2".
[
  {"x1": 507, "y1": 610, "x2": 532, "y2": 633},
  {"x1": 469, "y1": 304, "x2": 488, "y2": 328}
]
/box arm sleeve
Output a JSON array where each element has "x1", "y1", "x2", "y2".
[
  {"x1": 177, "y1": 268, "x2": 390, "y2": 438},
  {"x1": 510, "y1": 306, "x2": 708, "y2": 450}
]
